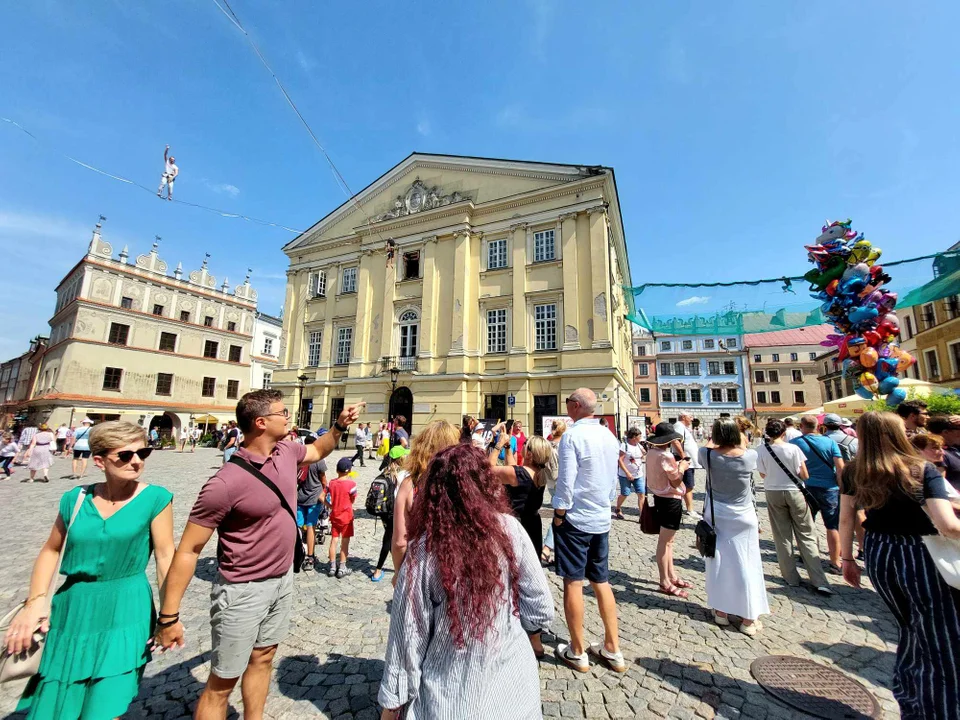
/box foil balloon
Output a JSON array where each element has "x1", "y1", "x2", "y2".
[
  {"x1": 886, "y1": 387, "x2": 907, "y2": 407},
  {"x1": 859, "y1": 372, "x2": 879, "y2": 393},
  {"x1": 878, "y1": 376, "x2": 900, "y2": 395},
  {"x1": 860, "y1": 348, "x2": 879, "y2": 368}
]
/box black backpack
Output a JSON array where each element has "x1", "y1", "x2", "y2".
[{"x1": 365, "y1": 473, "x2": 396, "y2": 518}]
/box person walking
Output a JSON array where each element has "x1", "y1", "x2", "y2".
[
  {"x1": 552, "y1": 388, "x2": 625, "y2": 673},
  {"x1": 4, "y1": 421, "x2": 174, "y2": 719},
  {"x1": 157, "y1": 144, "x2": 178, "y2": 200},
  {"x1": 350, "y1": 422, "x2": 369, "y2": 467},
  {"x1": 512, "y1": 420, "x2": 528, "y2": 465},
  {"x1": 378, "y1": 444, "x2": 554, "y2": 719},
  {"x1": 673, "y1": 412, "x2": 702, "y2": 520},
  {"x1": 541, "y1": 420, "x2": 567, "y2": 566},
  {"x1": 15, "y1": 424, "x2": 37, "y2": 465},
  {"x1": 791, "y1": 414, "x2": 845, "y2": 573},
  {"x1": 153, "y1": 390, "x2": 362, "y2": 720},
  {"x1": 645, "y1": 422, "x2": 691, "y2": 598},
  {"x1": 839, "y1": 411, "x2": 960, "y2": 720},
  {"x1": 190, "y1": 425, "x2": 201, "y2": 451},
  {"x1": 221, "y1": 420, "x2": 240, "y2": 464},
  {"x1": 54, "y1": 424, "x2": 68, "y2": 456},
  {"x1": 26, "y1": 424, "x2": 56, "y2": 483},
  {"x1": 1, "y1": 432, "x2": 20, "y2": 477},
  {"x1": 178, "y1": 425, "x2": 190, "y2": 453},
  {"x1": 756, "y1": 419, "x2": 832, "y2": 595},
  {"x1": 928, "y1": 415, "x2": 960, "y2": 491},
  {"x1": 371, "y1": 447, "x2": 408, "y2": 583},
  {"x1": 64, "y1": 425, "x2": 76, "y2": 456},
  {"x1": 296, "y1": 456, "x2": 327, "y2": 572},
  {"x1": 70, "y1": 418, "x2": 93, "y2": 480},
  {"x1": 613, "y1": 427, "x2": 646, "y2": 520},
  {"x1": 896, "y1": 399, "x2": 929, "y2": 438}
]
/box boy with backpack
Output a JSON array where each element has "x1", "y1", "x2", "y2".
[
  {"x1": 325, "y1": 457, "x2": 358, "y2": 578},
  {"x1": 367, "y1": 445, "x2": 408, "y2": 582}
]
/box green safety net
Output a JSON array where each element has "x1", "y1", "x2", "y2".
[{"x1": 624, "y1": 251, "x2": 960, "y2": 336}]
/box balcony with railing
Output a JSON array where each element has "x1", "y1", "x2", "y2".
[{"x1": 380, "y1": 355, "x2": 418, "y2": 374}]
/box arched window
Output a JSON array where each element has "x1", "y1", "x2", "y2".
[{"x1": 399, "y1": 310, "x2": 419, "y2": 359}]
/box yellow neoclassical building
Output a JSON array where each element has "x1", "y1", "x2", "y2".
[{"x1": 273, "y1": 153, "x2": 638, "y2": 435}]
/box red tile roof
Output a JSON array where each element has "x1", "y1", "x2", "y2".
[{"x1": 743, "y1": 325, "x2": 833, "y2": 348}]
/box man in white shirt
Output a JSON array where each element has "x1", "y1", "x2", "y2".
[
  {"x1": 783, "y1": 418, "x2": 802, "y2": 442},
  {"x1": 553, "y1": 387, "x2": 625, "y2": 674},
  {"x1": 672, "y1": 412, "x2": 702, "y2": 520},
  {"x1": 157, "y1": 144, "x2": 179, "y2": 200}
]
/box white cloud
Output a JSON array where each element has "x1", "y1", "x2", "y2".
[
  {"x1": 416, "y1": 119, "x2": 431, "y2": 137},
  {"x1": 201, "y1": 180, "x2": 241, "y2": 197},
  {"x1": 296, "y1": 49, "x2": 316, "y2": 73},
  {"x1": 676, "y1": 295, "x2": 711, "y2": 307}
]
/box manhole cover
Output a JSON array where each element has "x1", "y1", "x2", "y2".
[{"x1": 750, "y1": 655, "x2": 881, "y2": 720}]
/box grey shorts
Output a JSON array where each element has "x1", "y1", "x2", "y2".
[{"x1": 209, "y1": 568, "x2": 294, "y2": 679}]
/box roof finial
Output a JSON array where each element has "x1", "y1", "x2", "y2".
[
  {"x1": 244, "y1": 268, "x2": 252, "y2": 284},
  {"x1": 153, "y1": 235, "x2": 161, "y2": 253},
  {"x1": 201, "y1": 253, "x2": 210, "y2": 270}
]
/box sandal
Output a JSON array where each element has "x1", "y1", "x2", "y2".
[
  {"x1": 613, "y1": 510, "x2": 625, "y2": 520},
  {"x1": 672, "y1": 578, "x2": 693, "y2": 589},
  {"x1": 657, "y1": 584, "x2": 689, "y2": 599}
]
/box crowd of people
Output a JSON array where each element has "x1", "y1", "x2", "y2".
[{"x1": 2, "y1": 388, "x2": 959, "y2": 720}]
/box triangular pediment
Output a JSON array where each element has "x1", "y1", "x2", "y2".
[{"x1": 284, "y1": 153, "x2": 600, "y2": 252}]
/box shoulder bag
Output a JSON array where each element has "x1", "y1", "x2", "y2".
[
  {"x1": 694, "y1": 450, "x2": 717, "y2": 558},
  {"x1": 640, "y1": 493, "x2": 660, "y2": 535},
  {"x1": 763, "y1": 441, "x2": 821, "y2": 519},
  {"x1": 229, "y1": 456, "x2": 305, "y2": 573},
  {"x1": 909, "y1": 464, "x2": 960, "y2": 591},
  {"x1": 0, "y1": 487, "x2": 87, "y2": 683}
]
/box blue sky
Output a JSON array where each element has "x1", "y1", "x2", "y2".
[{"x1": 2, "y1": 1, "x2": 959, "y2": 358}]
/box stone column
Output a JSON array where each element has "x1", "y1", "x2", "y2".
[
  {"x1": 449, "y1": 229, "x2": 473, "y2": 356},
  {"x1": 588, "y1": 206, "x2": 612, "y2": 349},
  {"x1": 321, "y1": 263, "x2": 340, "y2": 366},
  {"x1": 559, "y1": 212, "x2": 580, "y2": 351},
  {"x1": 510, "y1": 222, "x2": 528, "y2": 353},
  {"x1": 378, "y1": 255, "x2": 397, "y2": 362},
  {"x1": 418, "y1": 236, "x2": 439, "y2": 370},
  {"x1": 350, "y1": 253, "x2": 375, "y2": 376},
  {"x1": 281, "y1": 270, "x2": 299, "y2": 367}
]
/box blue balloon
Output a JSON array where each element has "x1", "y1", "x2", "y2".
[
  {"x1": 855, "y1": 385, "x2": 875, "y2": 400},
  {"x1": 849, "y1": 306, "x2": 879, "y2": 325},
  {"x1": 878, "y1": 376, "x2": 900, "y2": 395},
  {"x1": 885, "y1": 387, "x2": 907, "y2": 407}
]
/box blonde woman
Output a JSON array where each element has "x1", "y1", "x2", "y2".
[
  {"x1": 26, "y1": 423, "x2": 56, "y2": 483},
  {"x1": 5, "y1": 421, "x2": 174, "y2": 720},
  {"x1": 488, "y1": 432, "x2": 555, "y2": 550},
  {"x1": 541, "y1": 420, "x2": 567, "y2": 564},
  {"x1": 391, "y1": 420, "x2": 461, "y2": 576}
]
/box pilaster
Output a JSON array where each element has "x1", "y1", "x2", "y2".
[
  {"x1": 321, "y1": 263, "x2": 340, "y2": 367},
  {"x1": 350, "y1": 253, "x2": 375, "y2": 377},
  {"x1": 418, "y1": 236, "x2": 439, "y2": 371},
  {"x1": 449, "y1": 229, "x2": 473, "y2": 357},
  {"x1": 510, "y1": 222, "x2": 528, "y2": 354},
  {"x1": 378, "y1": 255, "x2": 397, "y2": 362},
  {"x1": 560, "y1": 212, "x2": 580, "y2": 351},
  {"x1": 589, "y1": 206, "x2": 612, "y2": 349}
]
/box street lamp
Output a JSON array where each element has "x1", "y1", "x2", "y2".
[{"x1": 297, "y1": 373, "x2": 309, "y2": 428}]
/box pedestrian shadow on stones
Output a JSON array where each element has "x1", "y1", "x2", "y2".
[
  {"x1": 195, "y1": 556, "x2": 220, "y2": 582},
  {"x1": 276, "y1": 652, "x2": 384, "y2": 716},
  {"x1": 136, "y1": 649, "x2": 243, "y2": 719},
  {"x1": 801, "y1": 640, "x2": 895, "y2": 687}
]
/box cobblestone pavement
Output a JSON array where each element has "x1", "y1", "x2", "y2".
[{"x1": 0, "y1": 447, "x2": 901, "y2": 719}]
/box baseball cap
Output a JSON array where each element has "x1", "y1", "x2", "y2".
[
  {"x1": 823, "y1": 413, "x2": 842, "y2": 426},
  {"x1": 388, "y1": 445, "x2": 410, "y2": 460},
  {"x1": 336, "y1": 457, "x2": 353, "y2": 473}
]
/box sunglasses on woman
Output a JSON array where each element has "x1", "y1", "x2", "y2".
[{"x1": 110, "y1": 448, "x2": 154, "y2": 464}]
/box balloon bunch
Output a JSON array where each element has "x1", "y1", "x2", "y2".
[{"x1": 805, "y1": 219, "x2": 915, "y2": 407}]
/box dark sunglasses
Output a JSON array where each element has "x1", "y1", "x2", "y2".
[
  {"x1": 564, "y1": 397, "x2": 579, "y2": 404},
  {"x1": 110, "y1": 448, "x2": 153, "y2": 464}
]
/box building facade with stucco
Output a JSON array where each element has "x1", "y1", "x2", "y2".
[{"x1": 273, "y1": 153, "x2": 638, "y2": 435}]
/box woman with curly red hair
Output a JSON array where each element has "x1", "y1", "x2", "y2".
[{"x1": 378, "y1": 443, "x2": 554, "y2": 719}]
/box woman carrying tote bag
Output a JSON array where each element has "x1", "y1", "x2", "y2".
[{"x1": 2, "y1": 421, "x2": 174, "y2": 720}]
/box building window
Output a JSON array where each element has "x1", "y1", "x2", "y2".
[
  {"x1": 486, "y1": 309, "x2": 508, "y2": 354},
  {"x1": 951, "y1": 342, "x2": 960, "y2": 376},
  {"x1": 771, "y1": 390, "x2": 781, "y2": 404},
  {"x1": 757, "y1": 391, "x2": 767, "y2": 404},
  {"x1": 159, "y1": 332, "x2": 177, "y2": 352},
  {"x1": 309, "y1": 270, "x2": 327, "y2": 298},
  {"x1": 263, "y1": 337, "x2": 274, "y2": 355},
  {"x1": 533, "y1": 229, "x2": 555, "y2": 262},
  {"x1": 710, "y1": 388, "x2": 723, "y2": 402},
  {"x1": 336, "y1": 327, "x2": 353, "y2": 365},
  {"x1": 792, "y1": 369, "x2": 803, "y2": 382},
  {"x1": 922, "y1": 303, "x2": 936, "y2": 329},
  {"x1": 825, "y1": 384, "x2": 834, "y2": 401},
  {"x1": 661, "y1": 388, "x2": 673, "y2": 402},
  {"x1": 707, "y1": 361, "x2": 720, "y2": 375},
  {"x1": 833, "y1": 378, "x2": 842, "y2": 397},
  {"x1": 925, "y1": 349, "x2": 941, "y2": 378},
  {"x1": 660, "y1": 362, "x2": 672, "y2": 376},
  {"x1": 725, "y1": 338, "x2": 738, "y2": 349},
  {"x1": 809, "y1": 352, "x2": 817, "y2": 360},
  {"x1": 661, "y1": 341, "x2": 672, "y2": 352},
  {"x1": 723, "y1": 361, "x2": 736, "y2": 375},
  {"x1": 227, "y1": 321, "x2": 237, "y2": 332},
  {"x1": 341, "y1": 267, "x2": 358, "y2": 294},
  {"x1": 262, "y1": 371, "x2": 272, "y2": 389},
  {"x1": 790, "y1": 352, "x2": 798, "y2": 362},
  {"x1": 753, "y1": 354, "x2": 761, "y2": 362},
  {"x1": 399, "y1": 310, "x2": 419, "y2": 358},
  {"x1": 794, "y1": 390, "x2": 805, "y2": 404},
  {"x1": 534, "y1": 303, "x2": 557, "y2": 351},
  {"x1": 768, "y1": 370, "x2": 780, "y2": 383},
  {"x1": 674, "y1": 362, "x2": 686, "y2": 376},
  {"x1": 676, "y1": 389, "x2": 688, "y2": 403},
  {"x1": 703, "y1": 339, "x2": 715, "y2": 350},
  {"x1": 637, "y1": 363, "x2": 649, "y2": 377},
  {"x1": 153, "y1": 304, "x2": 164, "y2": 316},
  {"x1": 108, "y1": 323, "x2": 129, "y2": 346},
  {"x1": 307, "y1": 331, "x2": 322, "y2": 367},
  {"x1": 640, "y1": 388, "x2": 651, "y2": 403},
  {"x1": 227, "y1": 380, "x2": 240, "y2": 399},
  {"x1": 204, "y1": 316, "x2": 214, "y2": 327},
  {"x1": 102, "y1": 367, "x2": 122, "y2": 391},
  {"x1": 754, "y1": 370, "x2": 765, "y2": 383},
  {"x1": 229, "y1": 345, "x2": 242, "y2": 363},
  {"x1": 681, "y1": 340, "x2": 693, "y2": 351},
  {"x1": 687, "y1": 362, "x2": 699, "y2": 375},
  {"x1": 690, "y1": 388, "x2": 702, "y2": 403},
  {"x1": 944, "y1": 295, "x2": 960, "y2": 320},
  {"x1": 201, "y1": 377, "x2": 216, "y2": 397},
  {"x1": 203, "y1": 340, "x2": 219, "y2": 359},
  {"x1": 727, "y1": 388, "x2": 739, "y2": 402},
  {"x1": 636, "y1": 346, "x2": 647, "y2": 357},
  {"x1": 402, "y1": 251, "x2": 421, "y2": 280},
  {"x1": 903, "y1": 314, "x2": 913, "y2": 339},
  {"x1": 180, "y1": 310, "x2": 190, "y2": 323},
  {"x1": 156, "y1": 373, "x2": 173, "y2": 396},
  {"x1": 120, "y1": 296, "x2": 133, "y2": 309},
  {"x1": 771, "y1": 353, "x2": 780, "y2": 362},
  {"x1": 487, "y1": 238, "x2": 508, "y2": 270}
]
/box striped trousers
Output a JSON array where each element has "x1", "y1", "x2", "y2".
[{"x1": 864, "y1": 532, "x2": 960, "y2": 720}]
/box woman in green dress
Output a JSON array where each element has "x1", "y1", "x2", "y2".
[{"x1": 4, "y1": 421, "x2": 174, "y2": 719}]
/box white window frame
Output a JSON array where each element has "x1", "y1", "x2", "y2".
[
  {"x1": 674, "y1": 362, "x2": 686, "y2": 376},
  {"x1": 660, "y1": 341, "x2": 672, "y2": 352},
  {"x1": 262, "y1": 371, "x2": 272, "y2": 389},
  {"x1": 710, "y1": 388, "x2": 723, "y2": 402},
  {"x1": 753, "y1": 354, "x2": 761, "y2": 362},
  {"x1": 661, "y1": 388, "x2": 673, "y2": 403},
  {"x1": 790, "y1": 352, "x2": 799, "y2": 362},
  {"x1": 768, "y1": 369, "x2": 780, "y2": 383},
  {"x1": 792, "y1": 369, "x2": 803, "y2": 383},
  {"x1": 534, "y1": 303, "x2": 558, "y2": 351},
  {"x1": 725, "y1": 338, "x2": 738, "y2": 349},
  {"x1": 637, "y1": 362, "x2": 649, "y2": 377},
  {"x1": 809, "y1": 352, "x2": 818, "y2": 361},
  {"x1": 486, "y1": 308, "x2": 508, "y2": 354},
  {"x1": 263, "y1": 337, "x2": 274, "y2": 356},
  {"x1": 771, "y1": 390, "x2": 781, "y2": 404},
  {"x1": 660, "y1": 362, "x2": 672, "y2": 376},
  {"x1": 487, "y1": 238, "x2": 508, "y2": 270},
  {"x1": 707, "y1": 361, "x2": 720, "y2": 375},
  {"x1": 690, "y1": 388, "x2": 702, "y2": 403},
  {"x1": 307, "y1": 330, "x2": 322, "y2": 367},
  {"x1": 703, "y1": 339, "x2": 715, "y2": 350},
  {"x1": 335, "y1": 327, "x2": 353, "y2": 365},
  {"x1": 924, "y1": 348, "x2": 941, "y2": 379},
  {"x1": 640, "y1": 388, "x2": 651, "y2": 403},
  {"x1": 533, "y1": 229, "x2": 556, "y2": 262},
  {"x1": 794, "y1": 390, "x2": 805, "y2": 404},
  {"x1": 723, "y1": 360, "x2": 736, "y2": 375},
  {"x1": 398, "y1": 309, "x2": 420, "y2": 358},
  {"x1": 340, "y1": 267, "x2": 358, "y2": 294},
  {"x1": 687, "y1": 362, "x2": 699, "y2": 375},
  {"x1": 681, "y1": 339, "x2": 694, "y2": 351},
  {"x1": 754, "y1": 370, "x2": 765, "y2": 383},
  {"x1": 676, "y1": 388, "x2": 688, "y2": 403},
  {"x1": 949, "y1": 340, "x2": 960, "y2": 376}
]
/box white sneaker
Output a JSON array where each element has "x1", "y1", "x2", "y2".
[
  {"x1": 588, "y1": 643, "x2": 626, "y2": 672},
  {"x1": 687, "y1": 510, "x2": 702, "y2": 521},
  {"x1": 556, "y1": 643, "x2": 590, "y2": 673}
]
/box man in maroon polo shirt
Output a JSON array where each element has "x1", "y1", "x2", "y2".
[{"x1": 154, "y1": 389, "x2": 363, "y2": 720}]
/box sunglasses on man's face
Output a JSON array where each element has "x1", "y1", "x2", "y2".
[{"x1": 110, "y1": 448, "x2": 153, "y2": 464}]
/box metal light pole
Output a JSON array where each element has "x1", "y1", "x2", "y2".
[{"x1": 297, "y1": 374, "x2": 308, "y2": 427}]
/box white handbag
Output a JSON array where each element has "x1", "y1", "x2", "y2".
[
  {"x1": 0, "y1": 488, "x2": 87, "y2": 683},
  {"x1": 922, "y1": 534, "x2": 960, "y2": 591}
]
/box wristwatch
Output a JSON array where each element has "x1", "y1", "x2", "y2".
[{"x1": 333, "y1": 421, "x2": 348, "y2": 433}]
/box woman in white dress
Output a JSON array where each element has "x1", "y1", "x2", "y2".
[
  {"x1": 26, "y1": 424, "x2": 56, "y2": 483},
  {"x1": 699, "y1": 418, "x2": 769, "y2": 636}
]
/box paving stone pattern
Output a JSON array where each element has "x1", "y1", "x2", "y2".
[{"x1": 0, "y1": 448, "x2": 901, "y2": 718}]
